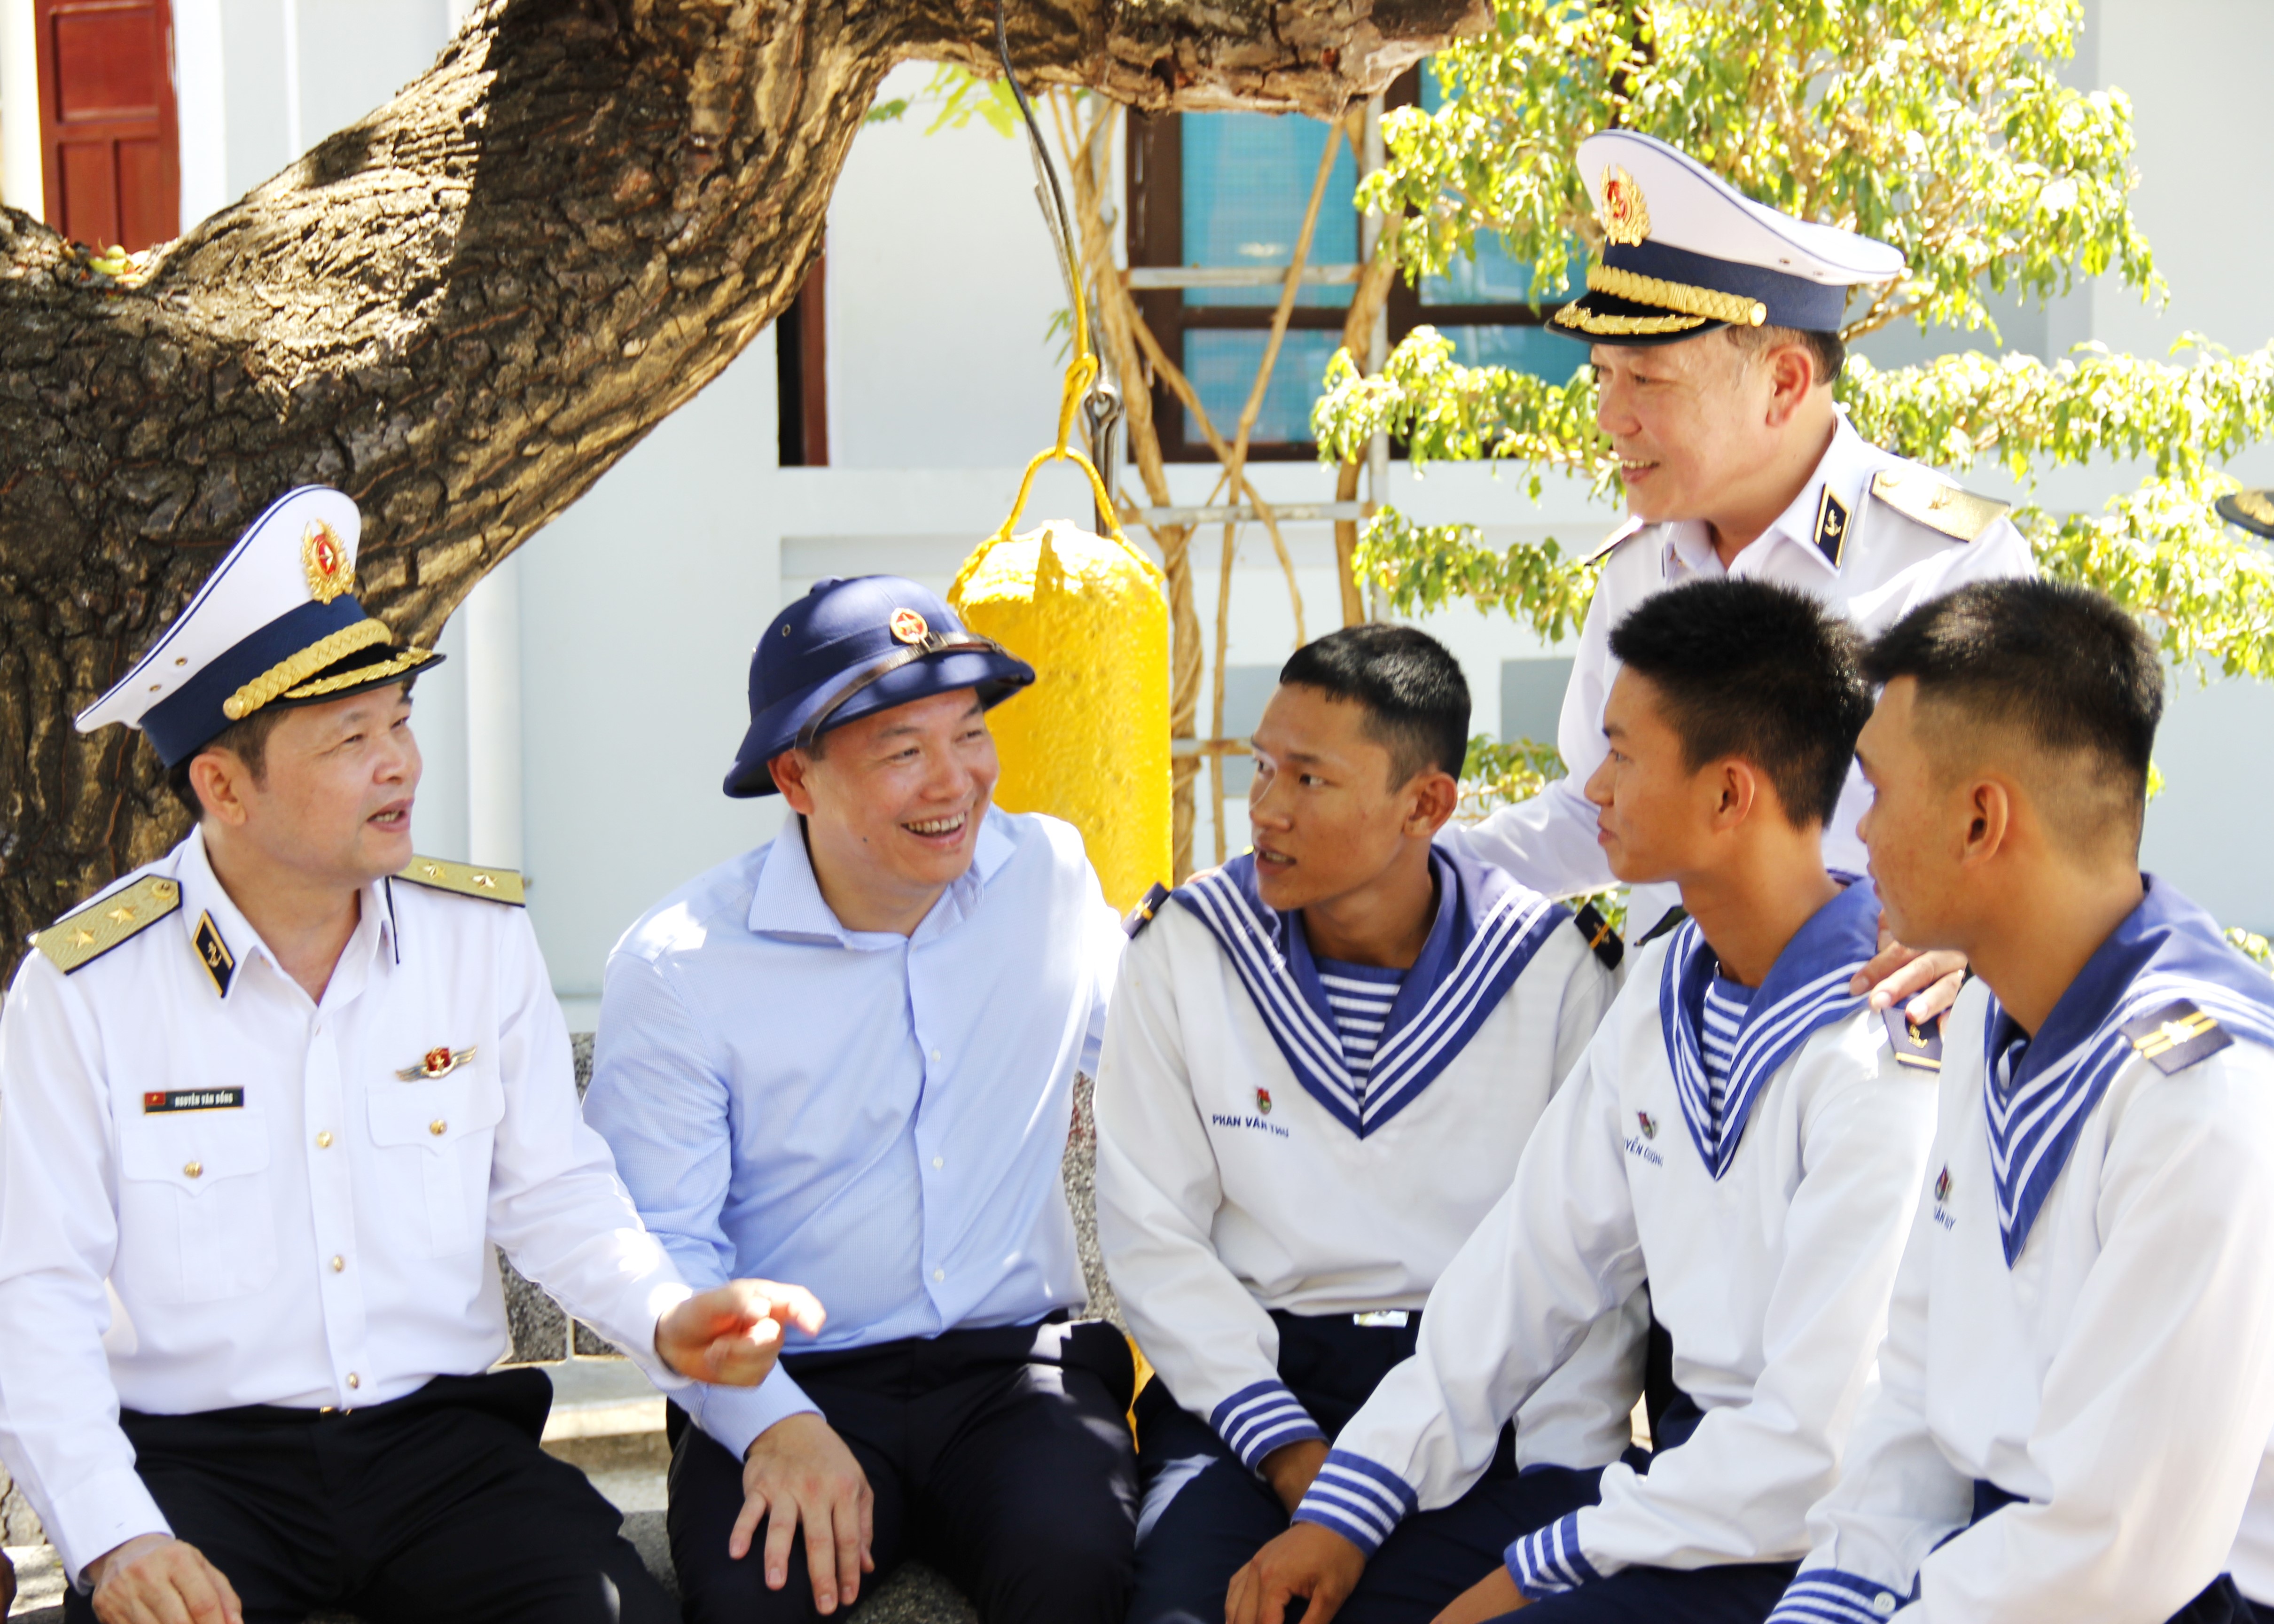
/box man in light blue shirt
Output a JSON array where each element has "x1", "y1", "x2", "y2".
[{"x1": 584, "y1": 576, "x2": 1136, "y2": 1624}]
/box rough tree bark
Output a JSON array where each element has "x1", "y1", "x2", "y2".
[{"x1": 0, "y1": 0, "x2": 1478, "y2": 973}]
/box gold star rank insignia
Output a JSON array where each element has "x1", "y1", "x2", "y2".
[
  {"x1": 391, "y1": 855, "x2": 526, "y2": 906},
  {"x1": 35, "y1": 874, "x2": 182, "y2": 974}
]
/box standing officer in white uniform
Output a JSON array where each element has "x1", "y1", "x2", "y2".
[
  {"x1": 1452, "y1": 130, "x2": 2033, "y2": 1013},
  {"x1": 0, "y1": 488, "x2": 818, "y2": 1624}
]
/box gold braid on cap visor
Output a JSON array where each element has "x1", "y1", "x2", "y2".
[
  {"x1": 222, "y1": 618, "x2": 421, "y2": 720},
  {"x1": 1550, "y1": 262, "x2": 1772, "y2": 336}
]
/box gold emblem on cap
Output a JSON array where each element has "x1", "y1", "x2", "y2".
[
  {"x1": 890, "y1": 608, "x2": 930, "y2": 645},
  {"x1": 303, "y1": 519, "x2": 354, "y2": 604},
  {"x1": 1597, "y1": 165, "x2": 1651, "y2": 247}
]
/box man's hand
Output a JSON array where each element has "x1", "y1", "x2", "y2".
[
  {"x1": 1227, "y1": 1521, "x2": 1365, "y2": 1624},
  {"x1": 1260, "y1": 1437, "x2": 1329, "y2": 1517},
  {"x1": 1430, "y1": 1564, "x2": 1527, "y2": 1624},
  {"x1": 656, "y1": 1279, "x2": 827, "y2": 1386},
  {"x1": 1850, "y1": 918, "x2": 1968, "y2": 1027},
  {"x1": 87, "y1": 1534, "x2": 243, "y2": 1624},
  {"x1": 733, "y1": 1411, "x2": 875, "y2": 1616}
]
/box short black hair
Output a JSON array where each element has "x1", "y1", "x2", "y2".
[
  {"x1": 1607, "y1": 579, "x2": 1869, "y2": 827},
  {"x1": 1279, "y1": 624, "x2": 1470, "y2": 786},
  {"x1": 1725, "y1": 323, "x2": 1845, "y2": 387},
  {"x1": 164, "y1": 706, "x2": 289, "y2": 820},
  {"x1": 1862, "y1": 579, "x2": 2162, "y2": 849}
]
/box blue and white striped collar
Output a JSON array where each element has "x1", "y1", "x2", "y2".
[
  {"x1": 1981, "y1": 875, "x2": 2274, "y2": 1266},
  {"x1": 1660, "y1": 880, "x2": 1880, "y2": 1179},
  {"x1": 1173, "y1": 845, "x2": 1566, "y2": 1137}
]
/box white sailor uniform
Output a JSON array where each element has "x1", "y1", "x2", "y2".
[
  {"x1": 1097, "y1": 845, "x2": 1633, "y2": 1624},
  {"x1": 1452, "y1": 417, "x2": 2033, "y2": 926},
  {"x1": 1771, "y1": 880, "x2": 2274, "y2": 1624},
  {"x1": 0, "y1": 830, "x2": 692, "y2": 1591},
  {"x1": 1294, "y1": 881, "x2": 1937, "y2": 1620}
]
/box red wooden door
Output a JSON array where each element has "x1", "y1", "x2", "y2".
[{"x1": 35, "y1": 0, "x2": 179, "y2": 252}]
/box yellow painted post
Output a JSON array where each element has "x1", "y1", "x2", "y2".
[{"x1": 951, "y1": 520, "x2": 1172, "y2": 914}]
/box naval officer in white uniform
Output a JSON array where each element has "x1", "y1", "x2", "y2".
[
  {"x1": 1449, "y1": 129, "x2": 2033, "y2": 1018},
  {"x1": 0, "y1": 488, "x2": 817, "y2": 1624},
  {"x1": 1771, "y1": 580, "x2": 2274, "y2": 1624},
  {"x1": 1231, "y1": 582, "x2": 1939, "y2": 1624},
  {"x1": 1096, "y1": 625, "x2": 1628, "y2": 1624}
]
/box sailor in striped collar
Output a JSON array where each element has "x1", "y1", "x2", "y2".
[
  {"x1": 1230, "y1": 582, "x2": 1938, "y2": 1624},
  {"x1": 1095, "y1": 625, "x2": 1627, "y2": 1624},
  {"x1": 1773, "y1": 581, "x2": 2274, "y2": 1624}
]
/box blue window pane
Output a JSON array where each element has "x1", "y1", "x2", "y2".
[
  {"x1": 1436, "y1": 324, "x2": 1586, "y2": 384},
  {"x1": 1181, "y1": 113, "x2": 1356, "y2": 309},
  {"x1": 1185, "y1": 329, "x2": 1346, "y2": 445}
]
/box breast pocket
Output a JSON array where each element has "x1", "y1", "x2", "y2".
[
  {"x1": 117, "y1": 1108, "x2": 278, "y2": 1304},
  {"x1": 367, "y1": 1070, "x2": 507, "y2": 1257}
]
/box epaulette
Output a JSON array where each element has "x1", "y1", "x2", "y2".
[
  {"x1": 1868, "y1": 468, "x2": 2011, "y2": 544},
  {"x1": 2118, "y1": 999, "x2": 2233, "y2": 1075},
  {"x1": 1122, "y1": 881, "x2": 1173, "y2": 939},
  {"x1": 1578, "y1": 515, "x2": 1648, "y2": 566},
  {"x1": 1571, "y1": 900, "x2": 1624, "y2": 971},
  {"x1": 34, "y1": 873, "x2": 182, "y2": 974},
  {"x1": 1883, "y1": 1007, "x2": 1943, "y2": 1072},
  {"x1": 394, "y1": 855, "x2": 526, "y2": 906}
]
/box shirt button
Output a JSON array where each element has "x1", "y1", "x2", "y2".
[
  {"x1": 932, "y1": 1268, "x2": 945, "y2": 1282},
  {"x1": 429, "y1": 1119, "x2": 447, "y2": 1136},
  {"x1": 932, "y1": 1156, "x2": 944, "y2": 1169},
  {"x1": 330, "y1": 1255, "x2": 345, "y2": 1273},
  {"x1": 346, "y1": 1373, "x2": 360, "y2": 1390},
  {"x1": 930, "y1": 1049, "x2": 942, "y2": 1063},
  {"x1": 183, "y1": 1161, "x2": 202, "y2": 1179},
  {"x1": 316, "y1": 1131, "x2": 333, "y2": 1149},
  {"x1": 1873, "y1": 1595, "x2": 1896, "y2": 1616}
]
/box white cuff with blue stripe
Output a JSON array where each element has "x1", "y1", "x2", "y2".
[
  {"x1": 1766, "y1": 1568, "x2": 1909, "y2": 1624},
  {"x1": 1507, "y1": 1512, "x2": 1602, "y2": 1598},
  {"x1": 1210, "y1": 1380, "x2": 1326, "y2": 1472},
  {"x1": 1289, "y1": 1449, "x2": 1418, "y2": 1554}
]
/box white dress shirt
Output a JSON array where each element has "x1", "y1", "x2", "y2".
[
  {"x1": 1450, "y1": 416, "x2": 2034, "y2": 927},
  {"x1": 583, "y1": 807, "x2": 1125, "y2": 1460},
  {"x1": 1774, "y1": 883, "x2": 2274, "y2": 1624},
  {"x1": 1293, "y1": 883, "x2": 1936, "y2": 1595},
  {"x1": 0, "y1": 828, "x2": 691, "y2": 1582},
  {"x1": 1095, "y1": 850, "x2": 1634, "y2": 1477}
]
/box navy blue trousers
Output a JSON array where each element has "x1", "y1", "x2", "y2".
[
  {"x1": 667, "y1": 1316, "x2": 1138, "y2": 1624},
  {"x1": 1129, "y1": 1312, "x2": 1603, "y2": 1624},
  {"x1": 63, "y1": 1370, "x2": 667, "y2": 1624}
]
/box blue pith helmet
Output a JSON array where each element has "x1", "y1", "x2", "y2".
[{"x1": 724, "y1": 577, "x2": 1036, "y2": 798}]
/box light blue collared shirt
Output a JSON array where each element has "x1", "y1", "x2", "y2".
[{"x1": 583, "y1": 807, "x2": 1125, "y2": 1457}]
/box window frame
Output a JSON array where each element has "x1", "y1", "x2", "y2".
[{"x1": 1125, "y1": 70, "x2": 1557, "y2": 464}]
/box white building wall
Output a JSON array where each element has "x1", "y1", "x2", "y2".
[{"x1": 52, "y1": 4, "x2": 2274, "y2": 1003}]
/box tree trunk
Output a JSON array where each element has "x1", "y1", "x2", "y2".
[{"x1": 0, "y1": 0, "x2": 1476, "y2": 970}]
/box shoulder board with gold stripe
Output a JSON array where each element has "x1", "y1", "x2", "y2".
[
  {"x1": 1122, "y1": 882, "x2": 1172, "y2": 939},
  {"x1": 34, "y1": 874, "x2": 183, "y2": 974},
  {"x1": 2117, "y1": 998, "x2": 2232, "y2": 1076},
  {"x1": 1578, "y1": 516, "x2": 1648, "y2": 566},
  {"x1": 393, "y1": 856, "x2": 526, "y2": 906},
  {"x1": 1868, "y1": 468, "x2": 2011, "y2": 544},
  {"x1": 1883, "y1": 1007, "x2": 1943, "y2": 1072}
]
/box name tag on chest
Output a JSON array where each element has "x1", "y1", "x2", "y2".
[{"x1": 143, "y1": 1088, "x2": 246, "y2": 1114}]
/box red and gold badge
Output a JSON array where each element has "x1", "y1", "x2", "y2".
[
  {"x1": 889, "y1": 608, "x2": 930, "y2": 645},
  {"x1": 1597, "y1": 165, "x2": 1651, "y2": 247},
  {"x1": 303, "y1": 519, "x2": 353, "y2": 603}
]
